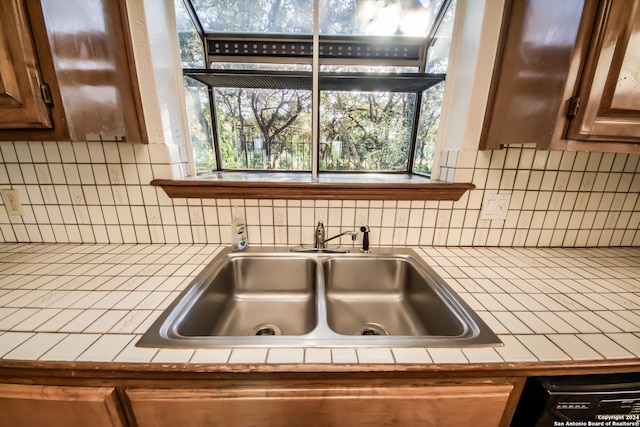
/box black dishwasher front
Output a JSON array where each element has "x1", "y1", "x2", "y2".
[{"x1": 511, "y1": 373, "x2": 640, "y2": 426}]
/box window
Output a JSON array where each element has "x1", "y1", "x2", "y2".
[{"x1": 174, "y1": 0, "x2": 456, "y2": 179}]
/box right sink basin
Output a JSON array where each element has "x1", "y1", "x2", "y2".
[{"x1": 323, "y1": 256, "x2": 466, "y2": 337}]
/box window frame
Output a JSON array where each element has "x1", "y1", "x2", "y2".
[{"x1": 154, "y1": 0, "x2": 475, "y2": 201}]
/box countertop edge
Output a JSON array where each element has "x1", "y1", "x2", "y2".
[{"x1": 1, "y1": 358, "x2": 640, "y2": 377}]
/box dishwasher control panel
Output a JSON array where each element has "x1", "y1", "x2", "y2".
[{"x1": 511, "y1": 374, "x2": 640, "y2": 426}]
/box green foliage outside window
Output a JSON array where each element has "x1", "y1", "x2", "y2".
[{"x1": 175, "y1": 0, "x2": 456, "y2": 176}]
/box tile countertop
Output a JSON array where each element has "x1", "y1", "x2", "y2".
[{"x1": 0, "y1": 243, "x2": 639, "y2": 369}]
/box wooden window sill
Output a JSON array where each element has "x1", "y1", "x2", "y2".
[{"x1": 151, "y1": 173, "x2": 474, "y2": 201}]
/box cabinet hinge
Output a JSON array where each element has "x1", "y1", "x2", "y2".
[
  {"x1": 567, "y1": 96, "x2": 580, "y2": 118},
  {"x1": 40, "y1": 84, "x2": 53, "y2": 106}
]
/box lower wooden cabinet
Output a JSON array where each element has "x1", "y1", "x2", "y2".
[
  {"x1": 126, "y1": 382, "x2": 513, "y2": 427},
  {"x1": 0, "y1": 383, "x2": 127, "y2": 427}
]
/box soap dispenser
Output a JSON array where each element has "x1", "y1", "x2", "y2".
[{"x1": 231, "y1": 206, "x2": 248, "y2": 251}]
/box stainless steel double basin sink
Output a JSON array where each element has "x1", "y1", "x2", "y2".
[{"x1": 137, "y1": 247, "x2": 502, "y2": 348}]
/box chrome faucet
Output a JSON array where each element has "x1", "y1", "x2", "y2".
[
  {"x1": 290, "y1": 221, "x2": 358, "y2": 253},
  {"x1": 314, "y1": 221, "x2": 358, "y2": 249}
]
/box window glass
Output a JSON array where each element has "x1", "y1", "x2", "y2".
[
  {"x1": 320, "y1": 91, "x2": 415, "y2": 171},
  {"x1": 426, "y1": 0, "x2": 456, "y2": 73},
  {"x1": 176, "y1": 0, "x2": 457, "y2": 177},
  {"x1": 319, "y1": 0, "x2": 445, "y2": 36},
  {"x1": 174, "y1": 0, "x2": 205, "y2": 68},
  {"x1": 413, "y1": 81, "x2": 444, "y2": 175},
  {"x1": 184, "y1": 76, "x2": 216, "y2": 172},
  {"x1": 215, "y1": 88, "x2": 312, "y2": 170},
  {"x1": 190, "y1": 0, "x2": 314, "y2": 34}
]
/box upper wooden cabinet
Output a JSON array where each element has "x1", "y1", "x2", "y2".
[
  {"x1": 481, "y1": 0, "x2": 640, "y2": 153},
  {"x1": 564, "y1": 0, "x2": 640, "y2": 146},
  {"x1": 0, "y1": 0, "x2": 52, "y2": 130},
  {"x1": 0, "y1": 0, "x2": 146, "y2": 143}
]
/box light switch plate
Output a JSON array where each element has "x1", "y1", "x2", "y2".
[
  {"x1": 479, "y1": 194, "x2": 510, "y2": 220},
  {"x1": 1, "y1": 189, "x2": 24, "y2": 216}
]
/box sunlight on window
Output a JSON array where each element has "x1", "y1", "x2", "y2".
[{"x1": 174, "y1": 0, "x2": 456, "y2": 177}]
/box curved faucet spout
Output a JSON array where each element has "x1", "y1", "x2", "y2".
[
  {"x1": 323, "y1": 230, "x2": 358, "y2": 245},
  {"x1": 313, "y1": 221, "x2": 357, "y2": 249}
]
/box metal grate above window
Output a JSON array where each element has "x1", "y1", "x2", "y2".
[
  {"x1": 206, "y1": 36, "x2": 425, "y2": 65},
  {"x1": 184, "y1": 69, "x2": 444, "y2": 92},
  {"x1": 319, "y1": 41, "x2": 422, "y2": 61},
  {"x1": 208, "y1": 39, "x2": 313, "y2": 59}
]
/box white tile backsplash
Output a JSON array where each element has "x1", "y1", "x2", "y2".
[{"x1": 0, "y1": 142, "x2": 638, "y2": 246}]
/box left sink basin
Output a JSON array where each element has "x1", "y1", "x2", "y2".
[
  {"x1": 137, "y1": 251, "x2": 319, "y2": 347},
  {"x1": 177, "y1": 256, "x2": 317, "y2": 336}
]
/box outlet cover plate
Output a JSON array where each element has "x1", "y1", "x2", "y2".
[
  {"x1": 1, "y1": 189, "x2": 24, "y2": 216},
  {"x1": 480, "y1": 194, "x2": 510, "y2": 220}
]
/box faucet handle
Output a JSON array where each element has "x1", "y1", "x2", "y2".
[
  {"x1": 315, "y1": 221, "x2": 325, "y2": 249},
  {"x1": 360, "y1": 226, "x2": 371, "y2": 253}
]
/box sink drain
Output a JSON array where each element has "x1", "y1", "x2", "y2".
[
  {"x1": 250, "y1": 324, "x2": 282, "y2": 336},
  {"x1": 358, "y1": 323, "x2": 390, "y2": 336}
]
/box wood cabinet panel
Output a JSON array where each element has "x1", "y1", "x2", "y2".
[
  {"x1": 0, "y1": 0, "x2": 52, "y2": 129},
  {"x1": 0, "y1": 383, "x2": 126, "y2": 427},
  {"x1": 565, "y1": 0, "x2": 640, "y2": 144},
  {"x1": 0, "y1": 0, "x2": 146, "y2": 143},
  {"x1": 127, "y1": 383, "x2": 513, "y2": 427},
  {"x1": 481, "y1": 0, "x2": 640, "y2": 152},
  {"x1": 38, "y1": 0, "x2": 145, "y2": 143},
  {"x1": 479, "y1": 0, "x2": 593, "y2": 150}
]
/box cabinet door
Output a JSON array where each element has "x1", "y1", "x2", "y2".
[
  {"x1": 39, "y1": 0, "x2": 146, "y2": 143},
  {"x1": 127, "y1": 383, "x2": 513, "y2": 427},
  {"x1": 0, "y1": 383, "x2": 127, "y2": 427},
  {"x1": 566, "y1": 0, "x2": 640, "y2": 143},
  {"x1": 479, "y1": 0, "x2": 592, "y2": 150},
  {"x1": 0, "y1": 0, "x2": 52, "y2": 129}
]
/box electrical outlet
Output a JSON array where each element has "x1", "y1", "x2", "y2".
[
  {"x1": 1, "y1": 189, "x2": 24, "y2": 216},
  {"x1": 479, "y1": 194, "x2": 510, "y2": 220}
]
